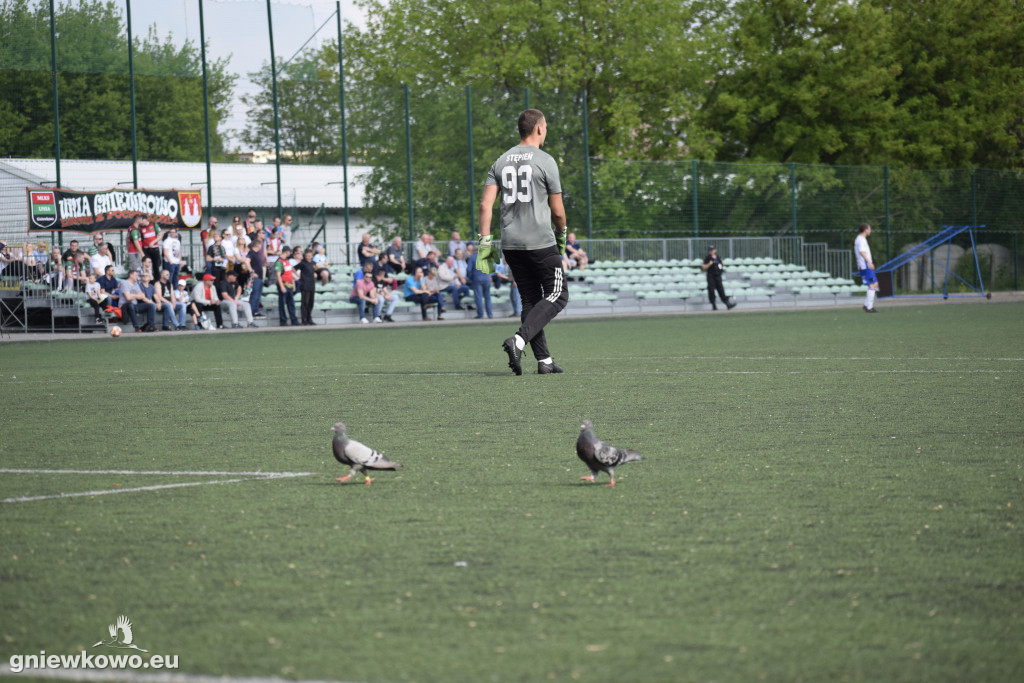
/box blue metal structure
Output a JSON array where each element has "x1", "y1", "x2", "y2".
[{"x1": 875, "y1": 225, "x2": 988, "y2": 299}]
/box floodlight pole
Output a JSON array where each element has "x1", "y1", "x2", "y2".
[
  {"x1": 404, "y1": 83, "x2": 414, "y2": 241},
  {"x1": 48, "y1": 0, "x2": 61, "y2": 246},
  {"x1": 336, "y1": 1, "x2": 350, "y2": 249},
  {"x1": 126, "y1": 0, "x2": 138, "y2": 187},
  {"x1": 266, "y1": 0, "x2": 283, "y2": 218},
  {"x1": 198, "y1": 0, "x2": 213, "y2": 226},
  {"x1": 466, "y1": 86, "x2": 476, "y2": 235},
  {"x1": 582, "y1": 88, "x2": 592, "y2": 240}
]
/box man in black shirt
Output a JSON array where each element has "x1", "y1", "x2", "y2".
[
  {"x1": 294, "y1": 248, "x2": 318, "y2": 325},
  {"x1": 701, "y1": 245, "x2": 736, "y2": 311}
]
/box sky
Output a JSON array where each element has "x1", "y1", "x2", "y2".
[{"x1": 130, "y1": 0, "x2": 373, "y2": 150}]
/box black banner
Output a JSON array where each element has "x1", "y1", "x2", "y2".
[{"x1": 26, "y1": 187, "x2": 204, "y2": 234}]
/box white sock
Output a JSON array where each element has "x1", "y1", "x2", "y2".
[
  {"x1": 539, "y1": 357, "x2": 553, "y2": 365},
  {"x1": 866, "y1": 289, "x2": 876, "y2": 309},
  {"x1": 514, "y1": 334, "x2": 526, "y2": 351}
]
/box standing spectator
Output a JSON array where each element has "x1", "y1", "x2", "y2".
[
  {"x1": 217, "y1": 271, "x2": 256, "y2": 328},
  {"x1": 120, "y1": 269, "x2": 157, "y2": 332},
  {"x1": 701, "y1": 245, "x2": 735, "y2": 311},
  {"x1": 243, "y1": 208, "x2": 258, "y2": 234},
  {"x1": 281, "y1": 214, "x2": 294, "y2": 244},
  {"x1": 192, "y1": 273, "x2": 224, "y2": 329},
  {"x1": 230, "y1": 215, "x2": 244, "y2": 237},
  {"x1": 274, "y1": 246, "x2": 300, "y2": 327},
  {"x1": 349, "y1": 270, "x2": 381, "y2": 324},
  {"x1": 447, "y1": 231, "x2": 467, "y2": 258},
  {"x1": 269, "y1": 215, "x2": 283, "y2": 241},
  {"x1": 265, "y1": 224, "x2": 281, "y2": 285},
  {"x1": 385, "y1": 236, "x2": 406, "y2": 274},
  {"x1": 153, "y1": 269, "x2": 179, "y2": 331},
  {"x1": 220, "y1": 228, "x2": 237, "y2": 275},
  {"x1": 64, "y1": 250, "x2": 89, "y2": 292},
  {"x1": 373, "y1": 269, "x2": 399, "y2": 322},
  {"x1": 233, "y1": 236, "x2": 251, "y2": 290},
  {"x1": 247, "y1": 233, "x2": 267, "y2": 318},
  {"x1": 467, "y1": 246, "x2": 493, "y2": 319},
  {"x1": 206, "y1": 231, "x2": 229, "y2": 282},
  {"x1": 86, "y1": 233, "x2": 105, "y2": 263},
  {"x1": 140, "y1": 219, "x2": 162, "y2": 273},
  {"x1": 357, "y1": 233, "x2": 380, "y2": 273},
  {"x1": 480, "y1": 108, "x2": 568, "y2": 375},
  {"x1": 140, "y1": 256, "x2": 155, "y2": 283},
  {"x1": 565, "y1": 232, "x2": 589, "y2": 271},
  {"x1": 438, "y1": 255, "x2": 471, "y2": 310},
  {"x1": 856, "y1": 222, "x2": 879, "y2": 313},
  {"x1": 61, "y1": 239, "x2": 80, "y2": 263},
  {"x1": 294, "y1": 248, "x2": 318, "y2": 326},
  {"x1": 401, "y1": 266, "x2": 439, "y2": 321}
]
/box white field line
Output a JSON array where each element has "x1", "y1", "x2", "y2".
[
  {"x1": 0, "y1": 470, "x2": 314, "y2": 504},
  {"x1": 0, "y1": 664, "x2": 361, "y2": 683}
]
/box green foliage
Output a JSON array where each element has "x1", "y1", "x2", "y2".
[
  {"x1": 1, "y1": 306, "x2": 1023, "y2": 681},
  {"x1": 0, "y1": 0, "x2": 234, "y2": 161}
]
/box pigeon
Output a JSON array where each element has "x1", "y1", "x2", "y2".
[
  {"x1": 576, "y1": 419, "x2": 644, "y2": 487},
  {"x1": 331, "y1": 422, "x2": 402, "y2": 485}
]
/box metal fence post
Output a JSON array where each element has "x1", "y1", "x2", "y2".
[
  {"x1": 582, "y1": 89, "x2": 592, "y2": 240},
  {"x1": 466, "y1": 86, "x2": 476, "y2": 235},
  {"x1": 404, "y1": 83, "x2": 414, "y2": 241},
  {"x1": 692, "y1": 160, "x2": 699, "y2": 237},
  {"x1": 790, "y1": 162, "x2": 797, "y2": 236},
  {"x1": 884, "y1": 165, "x2": 891, "y2": 262}
]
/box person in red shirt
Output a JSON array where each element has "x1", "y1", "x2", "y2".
[
  {"x1": 274, "y1": 246, "x2": 300, "y2": 326},
  {"x1": 127, "y1": 215, "x2": 145, "y2": 273},
  {"x1": 140, "y1": 218, "x2": 162, "y2": 274}
]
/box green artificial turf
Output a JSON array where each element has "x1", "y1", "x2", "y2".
[{"x1": 1, "y1": 302, "x2": 1022, "y2": 682}]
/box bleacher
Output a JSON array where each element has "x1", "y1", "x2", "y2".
[{"x1": 0, "y1": 256, "x2": 867, "y2": 332}]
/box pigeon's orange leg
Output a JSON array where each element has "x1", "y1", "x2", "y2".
[
  {"x1": 363, "y1": 476, "x2": 374, "y2": 485},
  {"x1": 606, "y1": 478, "x2": 616, "y2": 487},
  {"x1": 580, "y1": 474, "x2": 595, "y2": 483},
  {"x1": 335, "y1": 475, "x2": 352, "y2": 483}
]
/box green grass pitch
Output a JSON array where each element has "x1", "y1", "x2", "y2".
[{"x1": 1, "y1": 302, "x2": 1022, "y2": 682}]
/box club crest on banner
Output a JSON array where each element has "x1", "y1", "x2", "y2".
[
  {"x1": 177, "y1": 191, "x2": 203, "y2": 228},
  {"x1": 29, "y1": 190, "x2": 58, "y2": 230}
]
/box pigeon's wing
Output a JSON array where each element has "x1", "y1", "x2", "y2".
[
  {"x1": 592, "y1": 439, "x2": 632, "y2": 467},
  {"x1": 345, "y1": 438, "x2": 401, "y2": 470},
  {"x1": 116, "y1": 616, "x2": 133, "y2": 645},
  {"x1": 332, "y1": 436, "x2": 353, "y2": 466}
]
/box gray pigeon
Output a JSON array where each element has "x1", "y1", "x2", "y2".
[
  {"x1": 331, "y1": 422, "x2": 402, "y2": 485},
  {"x1": 576, "y1": 419, "x2": 644, "y2": 486}
]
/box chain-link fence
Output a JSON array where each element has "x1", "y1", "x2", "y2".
[{"x1": 2, "y1": 0, "x2": 1022, "y2": 289}]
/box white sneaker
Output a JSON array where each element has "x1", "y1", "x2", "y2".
[
  {"x1": 373, "y1": 316, "x2": 382, "y2": 323},
  {"x1": 360, "y1": 317, "x2": 369, "y2": 324}
]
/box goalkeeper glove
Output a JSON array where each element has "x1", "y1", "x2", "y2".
[
  {"x1": 477, "y1": 234, "x2": 497, "y2": 275},
  {"x1": 556, "y1": 229, "x2": 567, "y2": 256}
]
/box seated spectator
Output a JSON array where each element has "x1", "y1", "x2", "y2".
[
  {"x1": 372, "y1": 269, "x2": 399, "y2": 322},
  {"x1": 192, "y1": 273, "x2": 225, "y2": 329},
  {"x1": 565, "y1": 232, "x2": 589, "y2": 271},
  {"x1": 385, "y1": 236, "x2": 406, "y2": 274},
  {"x1": 447, "y1": 231, "x2": 467, "y2": 259},
  {"x1": 356, "y1": 233, "x2": 380, "y2": 273},
  {"x1": 140, "y1": 255, "x2": 156, "y2": 282},
  {"x1": 84, "y1": 272, "x2": 110, "y2": 323},
  {"x1": 467, "y1": 245, "x2": 493, "y2": 319},
  {"x1": 153, "y1": 269, "x2": 180, "y2": 331},
  {"x1": 437, "y1": 255, "x2": 470, "y2": 310},
  {"x1": 494, "y1": 256, "x2": 522, "y2": 317},
  {"x1": 89, "y1": 241, "x2": 114, "y2": 278},
  {"x1": 422, "y1": 266, "x2": 446, "y2": 319},
  {"x1": 121, "y1": 270, "x2": 157, "y2": 332},
  {"x1": 217, "y1": 270, "x2": 256, "y2": 328},
  {"x1": 45, "y1": 246, "x2": 64, "y2": 289},
  {"x1": 164, "y1": 270, "x2": 188, "y2": 330},
  {"x1": 64, "y1": 250, "x2": 88, "y2": 292},
  {"x1": 401, "y1": 266, "x2": 440, "y2": 321},
  {"x1": 350, "y1": 271, "x2": 382, "y2": 323},
  {"x1": 311, "y1": 242, "x2": 331, "y2": 284},
  {"x1": 30, "y1": 242, "x2": 49, "y2": 280},
  {"x1": 178, "y1": 279, "x2": 203, "y2": 330}
]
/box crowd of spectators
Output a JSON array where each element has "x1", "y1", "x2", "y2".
[{"x1": 0, "y1": 222, "x2": 585, "y2": 332}]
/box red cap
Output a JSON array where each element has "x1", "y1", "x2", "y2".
[{"x1": 202, "y1": 274, "x2": 215, "y2": 281}]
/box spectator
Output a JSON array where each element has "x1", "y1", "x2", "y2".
[
  {"x1": 230, "y1": 214, "x2": 244, "y2": 237},
  {"x1": 232, "y1": 236, "x2": 251, "y2": 290},
  {"x1": 269, "y1": 215, "x2": 282, "y2": 241},
  {"x1": 274, "y1": 246, "x2": 300, "y2": 327},
  {"x1": 401, "y1": 266, "x2": 440, "y2": 321},
  {"x1": 385, "y1": 236, "x2": 406, "y2": 274},
  {"x1": 264, "y1": 224, "x2": 281, "y2": 284},
  {"x1": 467, "y1": 245, "x2": 493, "y2": 319},
  {"x1": 140, "y1": 219, "x2": 162, "y2": 273},
  {"x1": 494, "y1": 256, "x2": 522, "y2": 317},
  {"x1": 220, "y1": 228, "x2": 237, "y2": 276},
  {"x1": 89, "y1": 241, "x2": 113, "y2": 278},
  {"x1": 120, "y1": 270, "x2": 157, "y2": 332},
  {"x1": 44, "y1": 246, "x2": 64, "y2": 289},
  {"x1": 437, "y1": 255, "x2": 471, "y2": 310},
  {"x1": 311, "y1": 242, "x2": 331, "y2": 285},
  {"x1": 206, "y1": 230, "x2": 229, "y2": 282},
  {"x1": 86, "y1": 232, "x2": 104, "y2": 257},
  {"x1": 243, "y1": 209, "x2": 258, "y2": 234},
  {"x1": 371, "y1": 252, "x2": 391, "y2": 280},
  {"x1": 349, "y1": 270, "x2": 382, "y2": 324},
  {"x1": 64, "y1": 250, "x2": 88, "y2": 292},
  {"x1": 357, "y1": 233, "x2": 380, "y2": 273},
  {"x1": 294, "y1": 248, "x2": 318, "y2": 326},
  {"x1": 217, "y1": 270, "x2": 256, "y2": 328},
  {"x1": 97, "y1": 265, "x2": 120, "y2": 307},
  {"x1": 565, "y1": 232, "x2": 589, "y2": 271},
  {"x1": 161, "y1": 228, "x2": 185, "y2": 288},
  {"x1": 84, "y1": 272, "x2": 109, "y2": 323},
  {"x1": 281, "y1": 214, "x2": 294, "y2": 244},
  {"x1": 140, "y1": 256, "x2": 155, "y2": 283},
  {"x1": 447, "y1": 231, "x2": 467, "y2": 259},
  {"x1": 153, "y1": 269, "x2": 180, "y2": 331},
  {"x1": 233, "y1": 220, "x2": 251, "y2": 249},
  {"x1": 61, "y1": 239, "x2": 80, "y2": 263},
  {"x1": 701, "y1": 244, "x2": 736, "y2": 311},
  {"x1": 246, "y1": 233, "x2": 267, "y2": 318},
  {"x1": 372, "y1": 269, "x2": 399, "y2": 322},
  {"x1": 192, "y1": 273, "x2": 224, "y2": 329},
  {"x1": 30, "y1": 241, "x2": 49, "y2": 280},
  {"x1": 177, "y1": 279, "x2": 202, "y2": 330},
  {"x1": 422, "y1": 266, "x2": 447, "y2": 319}
]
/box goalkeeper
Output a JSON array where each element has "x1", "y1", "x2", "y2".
[{"x1": 478, "y1": 108, "x2": 569, "y2": 376}]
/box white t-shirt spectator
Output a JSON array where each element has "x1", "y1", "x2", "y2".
[
  {"x1": 164, "y1": 235, "x2": 182, "y2": 265},
  {"x1": 90, "y1": 251, "x2": 112, "y2": 275}
]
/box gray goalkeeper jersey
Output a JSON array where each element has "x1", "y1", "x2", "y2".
[{"x1": 485, "y1": 144, "x2": 562, "y2": 250}]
